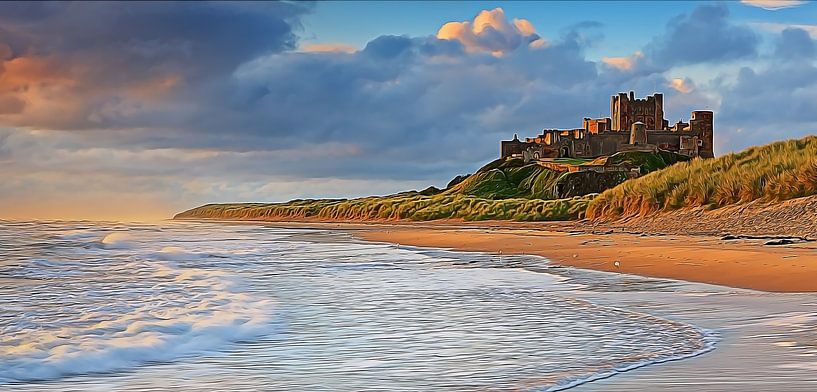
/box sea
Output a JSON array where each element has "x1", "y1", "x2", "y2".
[{"x1": 3, "y1": 220, "x2": 817, "y2": 391}]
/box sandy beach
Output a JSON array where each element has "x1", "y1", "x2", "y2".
[
  {"x1": 357, "y1": 224, "x2": 817, "y2": 293},
  {"x1": 241, "y1": 220, "x2": 817, "y2": 293}
]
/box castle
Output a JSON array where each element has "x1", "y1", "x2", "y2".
[{"x1": 500, "y1": 91, "x2": 714, "y2": 161}]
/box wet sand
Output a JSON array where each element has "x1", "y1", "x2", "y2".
[
  {"x1": 355, "y1": 225, "x2": 817, "y2": 292},
  {"x1": 177, "y1": 219, "x2": 817, "y2": 389},
  {"x1": 352, "y1": 223, "x2": 817, "y2": 389}
]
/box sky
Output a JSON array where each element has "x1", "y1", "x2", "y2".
[{"x1": 2, "y1": 0, "x2": 817, "y2": 221}]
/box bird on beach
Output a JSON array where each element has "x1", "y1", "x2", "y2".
[{"x1": 613, "y1": 260, "x2": 621, "y2": 269}]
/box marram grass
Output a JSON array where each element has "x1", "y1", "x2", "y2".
[
  {"x1": 175, "y1": 150, "x2": 687, "y2": 222},
  {"x1": 587, "y1": 136, "x2": 817, "y2": 220},
  {"x1": 176, "y1": 194, "x2": 594, "y2": 222}
]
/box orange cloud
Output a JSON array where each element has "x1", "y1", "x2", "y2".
[
  {"x1": 0, "y1": 55, "x2": 75, "y2": 89},
  {"x1": 669, "y1": 78, "x2": 694, "y2": 94},
  {"x1": 0, "y1": 53, "x2": 184, "y2": 129},
  {"x1": 741, "y1": 0, "x2": 805, "y2": 10},
  {"x1": 0, "y1": 55, "x2": 88, "y2": 126},
  {"x1": 126, "y1": 74, "x2": 183, "y2": 99},
  {"x1": 602, "y1": 51, "x2": 644, "y2": 71},
  {"x1": 301, "y1": 43, "x2": 358, "y2": 53},
  {"x1": 512, "y1": 19, "x2": 536, "y2": 37},
  {"x1": 436, "y1": 8, "x2": 545, "y2": 55}
]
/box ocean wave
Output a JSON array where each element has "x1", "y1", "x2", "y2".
[
  {"x1": 0, "y1": 260, "x2": 274, "y2": 383},
  {"x1": 99, "y1": 232, "x2": 136, "y2": 249}
]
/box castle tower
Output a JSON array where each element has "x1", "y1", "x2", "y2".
[
  {"x1": 630, "y1": 122, "x2": 647, "y2": 145},
  {"x1": 689, "y1": 110, "x2": 714, "y2": 158},
  {"x1": 611, "y1": 91, "x2": 666, "y2": 131}
]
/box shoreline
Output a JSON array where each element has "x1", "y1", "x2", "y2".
[
  {"x1": 176, "y1": 219, "x2": 817, "y2": 292},
  {"x1": 355, "y1": 225, "x2": 817, "y2": 293}
]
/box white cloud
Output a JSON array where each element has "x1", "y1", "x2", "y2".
[
  {"x1": 741, "y1": 0, "x2": 806, "y2": 10},
  {"x1": 668, "y1": 78, "x2": 694, "y2": 94},
  {"x1": 300, "y1": 43, "x2": 358, "y2": 53},
  {"x1": 602, "y1": 51, "x2": 644, "y2": 71}
]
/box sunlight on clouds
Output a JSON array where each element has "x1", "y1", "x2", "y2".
[
  {"x1": 436, "y1": 8, "x2": 545, "y2": 55},
  {"x1": 126, "y1": 74, "x2": 184, "y2": 99},
  {"x1": 669, "y1": 78, "x2": 694, "y2": 94},
  {"x1": 602, "y1": 51, "x2": 644, "y2": 71},
  {"x1": 741, "y1": 0, "x2": 806, "y2": 10},
  {"x1": 301, "y1": 43, "x2": 358, "y2": 53},
  {"x1": 0, "y1": 55, "x2": 77, "y2": 118},
  {"x1": 0, "y1": 53, "x2": 185, "y2": 129}
]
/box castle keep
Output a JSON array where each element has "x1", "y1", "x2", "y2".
[{"x1": 501, "y1": 91, "x2": 714, "y2": 161}]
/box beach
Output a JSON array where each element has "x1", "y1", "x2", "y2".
[
  {"x1": 0, "y1": 220, "x2": 752, "y2": 390},
  {"x1": 7, "y1": 219, "x2": 817, "y2": 391},
  {"x1": 243, "y1": 220, "x2": 817, "y2": 293}
]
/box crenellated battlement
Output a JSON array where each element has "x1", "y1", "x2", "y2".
[{"x1": 501, "y1": 91, "x2": 714, "y2": 160}]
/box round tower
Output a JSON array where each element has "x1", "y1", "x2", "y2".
[{"x1": 630, "y1": 121, "x2": 647, "y2": 145}]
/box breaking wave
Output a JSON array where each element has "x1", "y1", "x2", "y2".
[{"x1": 0, "y1": 230, "x2": 274, "y2": 383}]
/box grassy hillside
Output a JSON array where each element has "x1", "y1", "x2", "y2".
[
  {"x1": 176, "y1": 150, "x2": 686, "y2": 222},
  {"x1": 444, "y1": 157, "x2": 563, "y2": 199},
  {"x1": 176, "y1": 194, "x2": 593, "y2": 222},
  {"x1": 587, "y1": 136, "x2": 817, "y2": 220}
]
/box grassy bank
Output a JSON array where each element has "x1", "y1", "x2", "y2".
[
  {"x1": 587, "y1": 136, "x2": 817, "y2": 219},
  {"x1": 176, "y1": 194, "x2": 593, "y2": 222},
  {"x1": 175, "y1": 150, "x2": 685, "y2": 222}
]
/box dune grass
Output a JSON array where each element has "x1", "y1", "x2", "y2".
[
  {"x1": 587, "y1": 136, "x2": 817, "y2": 220},
  {"x1": 175, "y1": 150, "x2": 687, "y2": 223},
  {"x1": 177, "y1": 157, "x2": 593, "y2": 222},
  {"x1": 444, "y1": 157, "x2": 564, "y2": 200},
  {"x1": 177, "y1": 194, "x2": 594, "y2": 222}
]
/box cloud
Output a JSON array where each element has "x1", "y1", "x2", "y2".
[
  {"x1": 752, "y1": 22, "x2": 817, "y2": 42},
  {"x1": 644, "y1": 5, "x2": 758, "y2": 67},
  {"x1": 436, "y1": 8, "x2": 546, "y2": 55},
  {"x1": 0, "y1": 2, "x2": 312, "y2": 131},
  {"x1": 715, "y1": 61, "x2": 817, "y2": 152},
  {"x1": 0, "y1": 4, "x2": 807, "y2": 219},
  {"x1": 602, "y1": 51, "x2": 644, "y2": 71},
  {"x1": 753, "y1": 22, "x2": 817, "y2": 38},
  {"x1": 775, "y1": 28, "x2": 816, "y2": 59},
  {"x1": 301, "y1": 43, "x2": 358, "y2": 53},
  {"x1": 741, "y1": 0, "x2": 806, "y2": 10},
  {"x1": 668, "y1": 78, "x2": 694, "y2": 94}
]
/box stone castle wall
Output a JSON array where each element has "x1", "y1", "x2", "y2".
[{"x1": 501, "y1": 91, "x2": 715, "y2": 160}]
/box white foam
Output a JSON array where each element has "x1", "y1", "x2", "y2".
[
  {"x1": 100, "y1": 232, "x2": 136, "y2": 249},
  {"x1": 541, "y1": 316, "x2": 719, "y2": 392},
  {"x1": 152, "y1": 246, "x2": 208, "y2": 261},
  {"x1": 0, "y1": 261, "x2": 274, "y2": 383}
]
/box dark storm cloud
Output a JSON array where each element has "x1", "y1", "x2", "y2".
[
  {"x1": 0, "y1": 1, "x2": 312, "y2": 129},
  {"x1": 0, "y1": 2, "x2": 309, "y2": 69},
  {"x1": 644, "y1": 5, "x2": 759, "y2": 67}
]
